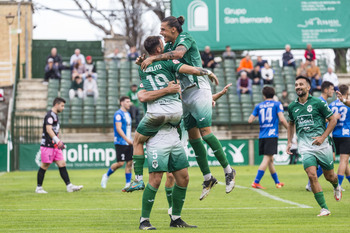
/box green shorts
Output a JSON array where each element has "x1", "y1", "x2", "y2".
[
  {"x1": 182, "y1": 87, "x2": 212, "y2": 130},
  {"x1": 136, "y1": 112, "x2": 182, "y2": 136},
  {"x1": 146, "y1": 126, "x2": 189, "y2": 173},
  {"x1": 302, "y1": 145, "x2": 334, "y2": 170}
]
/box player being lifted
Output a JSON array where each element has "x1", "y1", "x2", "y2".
[
  {"x1": 134, "y1": 16, "x2": 236, "y2": 200},
  {"x1": 330, "y1": 84, "x2": 350, "y2": 189},
  {"x1": 248, "y1": 86, "x2": 288, "y2": 189},
  {"x1": 128, "y1": 35, "x2": 219, "y2": 193},
  {"x1": 286, "y1": 76, "x2": 341, "y2": 216},
  {"x1": 36, "y1": 97, "x2": 83, "y2": 193}
]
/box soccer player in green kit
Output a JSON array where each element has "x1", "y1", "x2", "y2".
[
  {"x1": 128, "y1": 35, "x2": 218, "y2": 192},
  {"x1": 286, "y1": 76, "x2": 342, "y2": 216},
  {"x1": 135, "y1": 16, "x2": 236, "y2": 200}
]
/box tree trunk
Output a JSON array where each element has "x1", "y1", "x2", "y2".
[{"x1": 333, "y1": 48, "x2": 348, "y2": 73}]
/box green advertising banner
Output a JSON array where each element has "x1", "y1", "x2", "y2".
[
  {"x1": 19, "y1": 140, "x2": 249, "y2": 171},
  {"x1": 0, "y1": 144, "x2": 8, "y2": 172},
  {"x1": 172, "y1": 0, "x2": 350, "y2": 50},
  {"x1": 253, "y1": 139, "x2": 340, "y2": 165}
]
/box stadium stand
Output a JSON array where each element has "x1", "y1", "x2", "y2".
[{"x1": 43, "y1": 56, "x2": 333, "y2": 126}]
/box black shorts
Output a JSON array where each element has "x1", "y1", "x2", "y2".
[
  {"x1": 333, "y1": 137, "x2": 350, "y2": 155},
  {"x1": 115, "y1": 144, "x2": 133, "y2": 162},
  {"x1": 259, "y1": 138, "x2": 278, "y2": 156}
]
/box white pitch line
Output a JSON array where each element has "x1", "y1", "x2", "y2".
[
  {"x1": 218, "y1": 182, "x2": 312, "y2": 209},
  {"x1": 0, "y1": 207, "x2": 304, "y2": 212},
  {"x1": 0, "y1": 172, "x2": 5, "y2": 177}
]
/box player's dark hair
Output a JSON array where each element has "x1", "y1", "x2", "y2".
[
  {"x1": 162, "y1": 16, "x2": 184, "y2": 33},
  {"x1": 262, "y1": 86, "x2": 275, "y2": 99},
  {"x1": 321, "y1": 81, "x2": 334, "y2": 92},
  {"x1": 296, "y1": 76, "x2": 311, "y2": 86},
  {"x1": 53, "y1": 97, "x2": 66, "y2": 106},
  {"x1": 131, "y1": 84, "x2": 137, "y2": 88},
  {"x1": 144, "y1": 36, "x2": 162, "y2": 55},
  {"x1": 119, "y1": 96, "x2": 130, "y2": 104},
  {"x1": 339, "y1": 84, "x2": 349, "y2": 95}
]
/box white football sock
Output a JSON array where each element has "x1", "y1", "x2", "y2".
[
  {"x1": 135, "y1": 175, "x2": 143, "y2": 182},
  {"x1": 204, "y1": 173, "x2": 212, "y2": 181},
  {"x1": 224, "y1": 165, "x2": 232, "y2": 174},
  {"x1": 140, "y1": 217, "x2": 149, "y2": 223},
  {"x1": 171, "y1": 215, "x2": 181, "y2": 221}
]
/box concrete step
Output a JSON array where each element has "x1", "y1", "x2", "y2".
[
  {"x1": 16, "y1": 100, "x2": 47, "y2": 110},
  {"x1": 17, "y1": 91, "x2": 47, "y2": 99},
  {"x1": 16, "y1": 110, "x2": 47, "y2": 118},
  {"x1": 17, "y1": 82, "x2": 48, "y2": 91}
]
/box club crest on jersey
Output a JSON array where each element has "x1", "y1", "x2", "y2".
[
  {"x1": 152, "y1": 160, "x2": 158, "y2": 169},
  {"x1": 307, "y1": 105, "x2": 313, "y2": 112},
  {"x1": 47, "y1": 117, "x2": 53, "y2": 124},
  {"x1": 116, "y1": 114, "x2": 122, "y2": 121},
  {"x1": 172, "y1": 59, "x2": 180, "y2": 64}
]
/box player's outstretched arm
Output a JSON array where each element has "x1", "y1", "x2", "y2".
[
  {"x1": 286, "y1": 121, "x2": 295, "y2": 155},
  {"x1": 141, "y1": 45, "x2": 188, "y2": 70},
  {"x1": 137, "y1": 81, "x2": 181, "y2": 103},
  {"x1": 178, "y1": 65, "x2": 219, "y2": 85},
  {"x1": 336, "y1": 90, "x2": 350, "y2": 107},
  {"x1": 212, "y1": 83, "x2": 232, "y2": 101}
]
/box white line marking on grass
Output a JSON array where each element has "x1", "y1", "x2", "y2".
[
  {"x1": 0, "y1": 172, "x2": 5, "y2": 177},
  {"x1": 0, "y1": 207, "x2": 305, "y2": 212},
  {"x1": 217, "y1": 182, "x2": 313, "y2": 209}
]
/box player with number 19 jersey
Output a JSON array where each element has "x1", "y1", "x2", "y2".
[
  {"x1": 137, "y1": 60, "x2": 184, "y2": 136},
  {"x1": 252, "y1": 100, "x2": 284, "y2": 139}
]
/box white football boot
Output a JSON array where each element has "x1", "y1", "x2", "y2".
[
  {"x1": 67, "y1": 183, "x2": 83, "y2": 192},
  {"x1": 35, "y1": 186, "x2": 48, "y2": 194},
  {"x1": 317, "y1": 208, "x2": 331, "y2": 217},
  {"x1": 101, "y1": 173, "x2": 109, "y2": 189}
]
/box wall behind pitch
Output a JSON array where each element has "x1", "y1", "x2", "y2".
[{"x1": 172, "y1": 0, "x2": 350, "y2": 50}]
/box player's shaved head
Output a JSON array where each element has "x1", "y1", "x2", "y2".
[
  {"x1": 144, "y1": 36, "x2": 162, "y2": 55},
  {"x1": 339, "y1": 84, "x2": 349, "y2": 96}
]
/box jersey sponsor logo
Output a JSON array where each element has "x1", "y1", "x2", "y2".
[
  {"x1": 268, "y1": 129, "x2": 276, "y2": 136},
  {"x1": 297, "y1": 114, "x2": 314, "y2": 126},
  {"x1": 172, "y1": 59, "x2": 180, "y2": 64},
  {"x1": 116, "y1": 114, "x2": 122, "y2": 121},
  {"x1": 199, "y1": 117, "x2": 205, "y2": 121},
  {"x1": 295, "y1": 109, "x2": 300, "y2": 113},
  {"x1": 47, "y1": 117, "x2": 53, "y2": 124},
  {"x1": 343, "y1": 128, "x2": 350, "y2": 136},
  {"x1": 307, "y1": 105, "x2": 313, "y2": 112},
  {"x1": 152, "y1": 160, "x2": 158, "y2": 169}
]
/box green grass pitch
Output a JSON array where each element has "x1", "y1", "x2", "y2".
[{"x1": 1, "y1": 165, "x2": 349, "y2": 232}]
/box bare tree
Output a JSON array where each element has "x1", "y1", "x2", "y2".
[
  {"x1": 333, "y1": 48, "x2": 348, "y2": 73},
  {"x1": 72, "y1": 0, "x2": 168, "y2": 49}
]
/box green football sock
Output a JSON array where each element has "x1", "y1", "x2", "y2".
[
  {"x1": 202, "y1": 133, "x2": 229, "y2": 168},
  {"x1": 331, "y1": 179, "x2": 338, "y2": 189},
  {"x1": 133, "y1": 155, "x2": 145, "y2": 176},
  {"x1": 172, "y1": 184, "x2": 187, "y2": 216},
  {"x1": 189, "y1": 138, "x2": 211, "y2": 176},
  {"x1": 314, "y1": 191, "x2": 328, "y2": 209},
  {"x1": 165, "y1": 186, "x2": 173, "y2": 209},
  {"x1": 141, "y1": 183, "x2": 158, "y2": 218}
]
